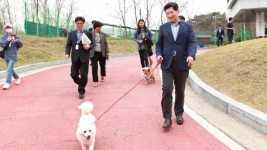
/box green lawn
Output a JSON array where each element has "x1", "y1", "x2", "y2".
[
  {"x1": 0, "y1": 35, "x2": 138, "y2": 70},
  {"x1": 193, "y1": 38, "x2": 267, "y2": 113}
]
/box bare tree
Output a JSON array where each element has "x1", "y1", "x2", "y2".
[
  {"x1": 65, "y1": 0, "x2": 78, "y2": 29},
  {"x1": 0, "y1": 0, "x2": 7, "y2": 26},
  {"x1": 145, "y1": 0, "x2": 157, "y2": 28},
  {"x1": 27, "y1": 0, "x2": 40, "y2": 22},
  {"x1": 116, "y1": 0, "x2": 127, "y2": 27},
  {"x1": 112, "y1": 0, "x2": 129, "y2": 35},
  {"x1": 55, "y1": 0, "x2": 65, "y2": 27},
  {"x1": 39, "y1": 0, "x2": 49, "y2": 24},
  {"x1": 133, "y1": 0, "x2": 138, "y2": 25},
  {"x1": 158, "y1": 0, "x2": 165, "y2": 24},
  {"x1": 132, "y1": 0, "x2": 142, "y2": 25},
  {"x1": 5, "y1": 0, "x2": 12, "y2": 24}
]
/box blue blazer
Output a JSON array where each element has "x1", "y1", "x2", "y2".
[{"x1": 156, "y1": 22, "x2": 197, "y2": 70}]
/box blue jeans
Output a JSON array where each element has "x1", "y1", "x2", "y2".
[{"x1": 5, "y1": 59, "x2": 19, "y2": 84}]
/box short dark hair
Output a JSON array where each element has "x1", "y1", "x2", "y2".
[
  {"x1": 93, "y1": 21, "x2": 103, "y2": 29},
  {"x1": 75, "y1": 16, "x2": 85, "y2": 23},
  {"x1": 179, "y1": 15, "x2": 185, "y2": 20},
  {"x1": 229, "y1": 17, "x2": 233, "y2": 21},
  {"x1": 91, "y1": 20, "x2": 96, "y2": 24},
  {"x1": 164, "y1": 2, "x2": 179, "y2": 11}
]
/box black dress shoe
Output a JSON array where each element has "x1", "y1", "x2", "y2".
[
  {"x1": 79, "y1": 93, "x2": 84, "y2": 99},
  {"x1": 163, "y1": 119, "x2": 172, "y2": 128},
  {"x1": 176, "y1": 115, "x2": 184, "y2": 125}
]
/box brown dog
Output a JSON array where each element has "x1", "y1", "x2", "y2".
[{"x1": 142, "y1": 57, "x2": 155, "y2": 84}]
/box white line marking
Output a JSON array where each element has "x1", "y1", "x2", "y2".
[{"x1": 0, "y1": 64, "x2": 69, "y2": 85}]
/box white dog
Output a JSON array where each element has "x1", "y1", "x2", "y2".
[{"x1": 76, "y1": 101, "x2": 96, "y2": 150}]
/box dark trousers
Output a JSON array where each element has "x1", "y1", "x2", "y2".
[
  {"x1": 227, "y1": 33, "x2": 233, "y2": 43},
  {"x1": 90, "y1": 52, "x2": 106, "y2": 82},
  {"x1": 161, "y1": 57, "x2": 189, "y2": 120},
  {"x1": 138, "y1": 49, "x2": 149, "y2": 68},
  {"x1": 217, "y1": 38, "x2": 223, "y2": 47},
  {"x1": 70, "y1": 58, "x2": 89, "y2": 94}
]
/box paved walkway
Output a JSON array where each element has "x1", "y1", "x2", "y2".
[{"x1": 0, "y1": 54, "x2": 236, "y2": 150}]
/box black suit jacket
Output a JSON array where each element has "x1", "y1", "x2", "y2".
[
  {"x1": 65, "y1": 30, "x2": 94, "y2": 63},
  {"x1": 216, "y1": 29, "x2": 225, "y2": 39}
]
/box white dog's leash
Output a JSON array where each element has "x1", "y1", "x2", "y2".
[{"x1": 97, "y1": 62, "x2": 160, "y2": 120}]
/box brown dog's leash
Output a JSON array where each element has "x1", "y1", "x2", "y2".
[
  {"x1": 97, "y1": 62, "x2": 160, "y2": 120},
  {"x1": 145, "y1": 62, "x2": 160, "y2": 79}
]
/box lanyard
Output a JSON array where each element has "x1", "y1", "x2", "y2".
[{"x1": 77, "y1": 32, "x2": 83, "y2": 43}]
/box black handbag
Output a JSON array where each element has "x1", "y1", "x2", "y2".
[
  {"x1": 0, "y1": 44, "x2": 9, "y2": 59},
  {"x1": 0, "y1": 49, "x2": 5, "y2": 59}
]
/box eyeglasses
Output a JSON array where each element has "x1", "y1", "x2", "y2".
[{"x1": 76, "y1": 23, "x2": 84, "y2": 25}]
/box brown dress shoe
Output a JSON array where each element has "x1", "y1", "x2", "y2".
[
  {"x1": 163, "y1": 119, "x2": 172, "y2": 128},
  {"x1": 101, "y1": 76, "x2": 104, "y2": 82},
  {"x1": 176, "y1": 116, "x2": 184, "y2": 125}
]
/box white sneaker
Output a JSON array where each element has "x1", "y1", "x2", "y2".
[
  {"x1": 3, "y1": 83, "x2": 10, "y2": 90},
  {"x1": 15, "y1": 78, "x2": 21, "y2": 85}
]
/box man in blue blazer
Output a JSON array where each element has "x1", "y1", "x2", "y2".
[{"x1": 156, "y1": 2, "x2": 197, "y2": 128}]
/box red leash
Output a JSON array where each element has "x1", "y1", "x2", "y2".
[{"x1": 97, "y1": 62, "x2": 160, "y2": 120}]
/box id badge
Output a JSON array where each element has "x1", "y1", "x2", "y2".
[{"x1": 75, "y1": 44, "x2": 79, "y2": 50}]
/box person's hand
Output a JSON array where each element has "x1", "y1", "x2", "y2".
[
  {"x1": 65, "y1": 54, "x2": 69, "y2": 60},
  {"x1": 83, "y1": 44, "x2": 90, "y2": 50},
  {"x1": 139, "y1": 40, "x2": 143, "y2": 43},
  {"x1": 187, "y1": 56, "x2": 194, "y2": 67},
  {"x1": 157, "y1": 56, "x2": 163, "y2": 64},
  {"x1": 7, "y1": 36, "x2": 12, "y2": 41}
]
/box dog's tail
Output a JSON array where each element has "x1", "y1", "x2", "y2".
[
  {"x1": 148, "y1": 57, "x2": 153, "y2": 68},
  {"x1": 78, "y1": 101, "x2": 94, "y2": 115}
]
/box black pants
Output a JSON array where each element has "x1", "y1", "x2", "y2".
[
  {"x1": 161, "y1": 57, "x2": 189, "y2": 120},
  {"x1": 217, "y1": 38, "x2": 223, "y2": 47},
  {"x1": 227, "y1": 33, "x2": 233, "y2": 43},
  {"x1": 90, "y1": 52, "x2": 106, "y2": 82},
  {"x1": 70, "y1": 58, "x2": 89, "y2": 94},
  {"x1": 138, "y1": 49, "x2": 149, "y2": 68}
]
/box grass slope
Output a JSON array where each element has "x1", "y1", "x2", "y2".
[
  {"x1": 0, "y1": 35, "x2": 137, "y2": 70},
  {"x1": 193, "y1": 38, "x2": 267, "y2": 113}
]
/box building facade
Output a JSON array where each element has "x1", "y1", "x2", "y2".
[{"x1": 227, "y1": 0, "x2": 267, "y2": 37}]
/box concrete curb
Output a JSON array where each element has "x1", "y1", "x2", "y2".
[
  {"x1": 0, "y1": 54, "x2": 139, "y2": 79},
  {"x1": 188, "y1": 70, "x2": 267, "y2": 135},
  {"x1": 0, "y1": 60, "x2": 70, "y2": 79}
]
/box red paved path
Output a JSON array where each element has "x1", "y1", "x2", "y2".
[{"x1": 0, "y1": 54, "x2": 229, "y2": 150}]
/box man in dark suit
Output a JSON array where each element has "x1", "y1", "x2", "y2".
[
  {"x1": 216, "y1": 25, "x2": 224, "y2": 47},
  {"x1": 226, "y1": 17, "x2": 234, "y2": 44},
  {"x1": 156, "y1": 2, "x2": 197, "y2": 128},
  {"x1": 65, "y1": 16, "x2": 94, "y2": 99}
]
